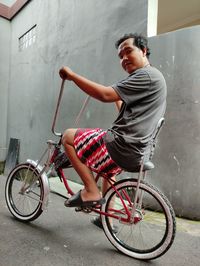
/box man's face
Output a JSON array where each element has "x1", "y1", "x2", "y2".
[{"x1": 118, "y1": 38, "x2": 147, "y2": 74}]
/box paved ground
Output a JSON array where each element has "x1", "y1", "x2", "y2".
[{"x1": 1, "y1": 174, "x2": 200, "y2": 266}]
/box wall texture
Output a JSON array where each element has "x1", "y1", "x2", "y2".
[
  {"x1": 6, "y1": 0, "x2": 148, "y2": 161},
  {"x1": 0, "y1": 17, "x2": 10, "y2": 161},
  {"x1": 148, "y1": 25, "x2": 200, "y2": 219}
]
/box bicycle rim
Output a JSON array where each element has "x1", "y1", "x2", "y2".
[
  {"x1": 101, "y1": 179, "x2": 176, "y2": 260},
  {"x1": 5, "y1": 163, "x2": 44, "y2": 221}
]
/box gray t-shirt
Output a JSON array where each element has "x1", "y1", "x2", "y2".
[{"x1": 104, "y1": 65, "x2": 167, "y2": 171}]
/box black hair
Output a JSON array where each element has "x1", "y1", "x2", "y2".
[{"x1": 115, "y1": 33, "x2": 150, "y2": 58}]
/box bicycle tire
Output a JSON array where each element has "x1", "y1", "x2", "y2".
[
  {"x1": 5, "y1": 163, "x2": 44, "y2": 222},
  {"x1": 101, "y1": 178, "x2": 176, "y2": 260}
]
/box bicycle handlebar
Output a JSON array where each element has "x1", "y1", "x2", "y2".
[
  {"x1": 51, "y1": 79, "x2": 65, "y2": 137},
  {"x1": 51, "y1": 79, "x2": 91, "y2": 137}
]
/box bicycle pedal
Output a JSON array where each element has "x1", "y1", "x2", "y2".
[
  {"x1": 75, "y1": 206, "x2": 92, "y2": 213},
  {"x1": 75, "y1": 207, "x2": 82, "y2": 212},
  {"x1": 82, "y1": 207, "x2": 93, "y2": 213}
]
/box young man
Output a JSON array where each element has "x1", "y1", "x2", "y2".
[{"x1": 59, "y1": 33, "x2": 167, "y2": 210}]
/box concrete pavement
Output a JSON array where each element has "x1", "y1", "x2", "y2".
[{"x1": 1, "y1": 174, "x2": 200, "y2": 266}]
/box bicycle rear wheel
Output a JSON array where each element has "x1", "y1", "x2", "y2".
[
  {"x1": 5, "y1": 163, "x2": 44, "y2": 222},
  {"x1": 101, "y1": 178, "x2": 176, "y2": 260}
]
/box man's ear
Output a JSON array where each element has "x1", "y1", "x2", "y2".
[{"x1": 142, "y1": 47, "x2": 147, "y2": 56}]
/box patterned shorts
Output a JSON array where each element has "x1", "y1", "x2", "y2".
[{"x1": 74, "y1": 128, "x2": 122, "y2": 178}]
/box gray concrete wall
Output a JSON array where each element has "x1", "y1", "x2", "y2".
[
  {"x1": 0, "y1": 17, "x2": 10, "y2": 161},
  {"x1": 148, "y1": 25, "x2": 200, "y2": 220},
  {"x1": 6, "y1": 0, "x2": 148, "y2": 162}
]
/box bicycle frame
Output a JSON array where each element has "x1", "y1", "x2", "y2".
[
  {"x1": 27, "y1": 80, "x2": 163, "y2": 223},
  {"x1": 5, "y1": 78, "x2": 176, "y2": 260}
]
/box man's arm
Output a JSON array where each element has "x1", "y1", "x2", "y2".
[{"x1": 59, "y1": 66, "x2": 121, "y2": 103}]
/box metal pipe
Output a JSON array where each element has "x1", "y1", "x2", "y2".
[{"x1": 51, "y1": 79, "x2": 65, "y2": 136}]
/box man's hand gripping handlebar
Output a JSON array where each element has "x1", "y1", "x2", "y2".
[{"x1": 59, "y1": 66, "x2": 74, "y2": 80}]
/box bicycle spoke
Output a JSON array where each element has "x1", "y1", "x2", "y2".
[
  {"x1": 24, "y1": 192, "x2": 42, "y2": 203},
  {"x1": 5, "y1": 164, "x2": 44, "y2": 220},
  {"x1": 102, "y1": 179, "x2": 176, "y2": 260}
]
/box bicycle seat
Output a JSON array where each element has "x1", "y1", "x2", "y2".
[
  {"x1": 143, "y1": 161, "x2": 154, "y2": 171},
  {"x1": 126, "y1": 161, "x2": 155, "y2": 173}
]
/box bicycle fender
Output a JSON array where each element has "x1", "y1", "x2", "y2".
[{"x1": 26, "y1": 159, "x2": 50, "y2": 211}]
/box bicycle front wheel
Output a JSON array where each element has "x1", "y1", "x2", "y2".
[
  {"x1": 5, "y1": 163, "x2": 44, "y2": 222},
  {"x1": 101, "y1": 178, "x2": 176, "y2": 260}
]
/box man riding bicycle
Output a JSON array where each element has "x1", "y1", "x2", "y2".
[{"x1": 59, "y1": 33, "x2": 167, "y2": 212}]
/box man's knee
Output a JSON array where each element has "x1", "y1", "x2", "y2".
[{"x1": 62, "y1": 128, "x2": 77, "y2": 146}]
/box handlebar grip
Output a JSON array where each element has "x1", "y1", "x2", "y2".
[{"x1": 59, "y1": 69, "x2": 68, "y2": 80}]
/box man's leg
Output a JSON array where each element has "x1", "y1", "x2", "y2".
[
  {"x1": 92, "y1": 176, "x2": 117, "y2": 230},
  {"x1": 62, "y1": 128, "x2": 101, "y2": 202},
  {"x1": 101, "y1": 176, "x2": 116, "y2": 196}
]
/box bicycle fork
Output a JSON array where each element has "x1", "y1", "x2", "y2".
[{"x1": 21, "y1": 140, "x2": 57, "y2": 210}]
